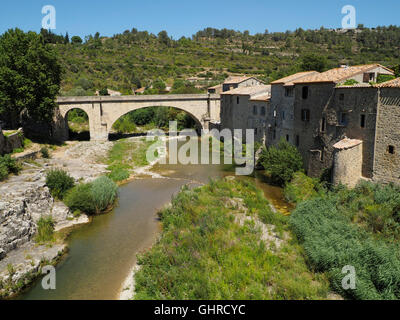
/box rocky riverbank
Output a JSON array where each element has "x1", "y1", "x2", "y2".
[{"x1": 0, "y1": 140, "x2": 112, "y2": 299}]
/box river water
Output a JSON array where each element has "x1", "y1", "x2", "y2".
[{"x1": 20, "y1": 142, "x2": 289, "y2": 300}]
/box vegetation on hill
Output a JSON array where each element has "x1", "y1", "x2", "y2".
[{"x1": 49, "y1": 26, "x2": 400, "y2": 96}]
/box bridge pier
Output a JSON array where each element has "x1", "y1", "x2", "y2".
[{"x1": 90, "y1": 102, "x2": 109, "y2": 142}]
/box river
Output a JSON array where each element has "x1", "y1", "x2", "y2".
[{"x1": 20, "y1": 142, "x2": 289, "y2": 300}]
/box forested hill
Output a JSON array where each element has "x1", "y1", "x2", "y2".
[{"x1": 43, "y1": 26, "x2": 400, "y2": 96}]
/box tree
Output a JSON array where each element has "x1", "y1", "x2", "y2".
[
  {"x1": 0, "y1": 28, "x2": 62, "y2": 128},
  {"x1": 71, "y1": 36, "x2": 83, "y2": 44},
  {"x1": 158, "y1": 31, "x2": 171, "y2": 47},
  {"x1": 153, "y1": 79, "x2": 166, "y2": 92},
  {"x1": 300, "y1": 54, "x2": 327, "y2": 72},
  {"x1": 258, "y1": 139, "x2": 304, "y2": 186},
  {"x1": 65, "y1": 32, "x2": 70, "y2": 44}
]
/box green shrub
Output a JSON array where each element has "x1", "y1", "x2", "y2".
[
  {"x1": 284, "y1": 172, "x2": 324, "y2": 204},
  {"x1": 0, "y1": 155, "x2": 20, "y2": 181},
  {"x1": 342, "y1": 79, "x2": 359, "y2": 86},
  {"x1": 40, "y1": 147, "x2": 50, "y2": 159},
  {"x1": 112, "y1": 116, "x2": 137, "y2": 133},
  {"x1": 45, "y1": 169, "x2": 75, "y2": 199},
  {"x1": 108, "y1": 166, "x2": 130, "y2": 182},
  {"x1": 90, "y1": 176, "x2": 118, "y2": 213},
  {"x1": 35, "y1": 216, "x2": 55, "y2": 243},
  {"x1": 258, "y1": 139, "x2": 304, "y2": 186},
  {"x1": 64, "y1": 183, "x2": 95, "y2": 214},
  {"x1": 64, "y1": 176, "x2": 118, "y2": 215}
]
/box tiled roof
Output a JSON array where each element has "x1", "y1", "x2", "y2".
[
  {"x1": 294, "y1": 64, "x2": 393, "y2": 84},
  {"x1": 375, "y1": 77, "x2": 400, "y2": 88},
  {"x1": 224, "y1": 76, "x2": 255, "y2": 84},
  {"x1": 208, "y1": 84, "x2": 223, "y2": 89},
  {"x1": 249, "y1": 94, "x2": 271, "y2": 102},
  {"x1": 271, "y1": 71, "x2": 319, "y2": 85},
  {"x1": 333, "y1": 138, "x2": 363, "y2": 150},
  {"x1": 221, "y1": 85, "x2": 271, "y2": 96}
]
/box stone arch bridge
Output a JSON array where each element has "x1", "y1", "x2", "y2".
[{"x1": 56, "y1": 94, "x2": 221, "y2": 141}]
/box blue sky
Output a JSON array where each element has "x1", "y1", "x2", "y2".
[{"x1": 0, "y1": 0, "x2": 399, "y2": 39}]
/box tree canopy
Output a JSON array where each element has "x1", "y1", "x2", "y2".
[{"x1": 0, "y1": 28, "x2": 62, "y2": 127}]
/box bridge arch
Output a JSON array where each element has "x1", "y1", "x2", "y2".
[{"x1": 108, "y1": 105, "x2": 204, "y2": 136}]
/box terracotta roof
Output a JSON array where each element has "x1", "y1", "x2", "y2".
[
  {"x1": 224, "y1": 76, "x2": 257, "y2": 84},
  {"x1": 294, "y1": 64, "x2": 394, "y2": 84},
  {"x1": 208, "y1": 84, "x2": 223, "y2": 89},
  {"x1": 333, "y1": 138, "x2": 363, "y2": 150},
  {"x1": 249, "y1": 94, "x2": 271, "y2": 102},
  {"x1": 375, "y1": 77, "x2": 400, "y2": 88},
  {"x1": 221, "y1": 85, "x2": 271, "y2": 96},
  {"x1": 271, "y1": 71, "x2": 319, "y2": 85}
]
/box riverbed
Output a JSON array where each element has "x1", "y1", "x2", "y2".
[{"x1": 20, "y1": 143, "x2": 289, "y2": 300}]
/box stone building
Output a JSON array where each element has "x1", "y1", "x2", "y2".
[
  {"x1": 208, "y1": 84, "x2": 223, "y2": 94},
  {"x1": 268, "y1": 71, "x2": 319, "y2": 146},
  {"x1": 290, "y1": 64, "x2": 394, "y2": 180},
  {"x1": 222, "y1": 76, "x2": 264, "y2": 92},
  {"x1": 299, "y1": 76, "x2": 400, "y2": 187},
  {"x1": 220, "y1": 85, "x2": 271, "y2": 143}
]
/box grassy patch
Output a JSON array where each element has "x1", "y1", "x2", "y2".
[
  {"x1": 134, "y1": 178, "x2": 329, "y2": 300},
  {"x1": 106, "y1": 138, "x2": 157, "y2": 181},
  {"x1": 35, "y1": 216, "x2": 55, "y2": 244},
  {"x1": 0, "y1": 155, "x2": 21, "y2": 181},
  {"x1": 45, "y1": 169, "x2": 75, "y2": 200}
]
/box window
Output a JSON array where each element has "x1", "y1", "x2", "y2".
[
  {"x1": 255, "y1": 128, "x2": 258, "y2": 135},
  {"x1": 296, "y1": 135, "x2": 300, "y2": 147},
  {"x1": 360, "y1": 114, "x2": 366, "y2": 128},
  {"x1": 285, "y1": 87, "x2": 294, "y2": 97},
  {"x1": 363, "y1": 73, "x2": 375, "y2": 83},
  {"x1": 253, "y1": 105, "x2": 258, "y2": 115},
  {"x1": 302, "y1": 86, "x2": 309, "y2": 99},
  {"x1": 282, "y1": 111, "x2": 286, "y2": 120},
  {"x1": 261, "y1": 106, "x2": 266, "y2": 116},
  {"x1": 286, "y1": 134, "x2": 290, "y2": 142},
  {"x1": 388, "y1": 145, "x2": 395, "y2": 154},
  {"x1": 339, "y1": 93, "x2": 344, "y2": 101},
  {"x1": 273, "y1": 109, "x2": 277, "y2": 118},
  {"x1": 301, "y1": 109, "x2": 310, "y2": 122},
  {"x1": 273, "y1": 129, "x2": 276, "y2": 140},
  {"x1": 321, "y1": 117, "x2": 326, "y2": 132},
  {"x1": 339, "y1": 112, "x2": 347, "y2": 126},
  {"x1": 237, "y1": 96, "x2": 240, "y2": 104},
  {"x1": 320, "y1": 150, "x2": 324, "y2": 161}
]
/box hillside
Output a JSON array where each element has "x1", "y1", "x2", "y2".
[{"x1": 47, "y1": 26, "x2": 400, "y2": 95}]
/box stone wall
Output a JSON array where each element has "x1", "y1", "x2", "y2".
[
  {"x1": 373, "y1": 87, "x2": 400, "y2": 184},
  {"x1": 269, "y1": 84, "x2": 295, "y2": 146},
  {"x1": 0, "y1": 128, "x2": 24, "y2": 155},
  {"x1": 293, "y1": 83, "x2": 335, "y2": 176}
]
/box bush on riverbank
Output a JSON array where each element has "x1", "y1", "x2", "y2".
[
  {"x1": 284, "y1": 172, "x2": 325, "y2": 204},
  {"x1": 134, "y1": 178, "x2": 330, "y2": 300},
  {"x1": 35, "y1": 216, "x2": 55, "y2": 243},
  {"x1": 290, "y1": 181, "x2": 400, "y2": 300},
  {"x1": 45, "y1": 169, "x2": 75, "y2": 199},
  {"x1": 64, "y1": 176, "x2": 118, "y2": 215},
  {"x1": 258, "y1": 139, "x2": 303, "y2": 186},
  {"x1": 0, "y1": 155, "x2": 21, "y2": 181}
]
